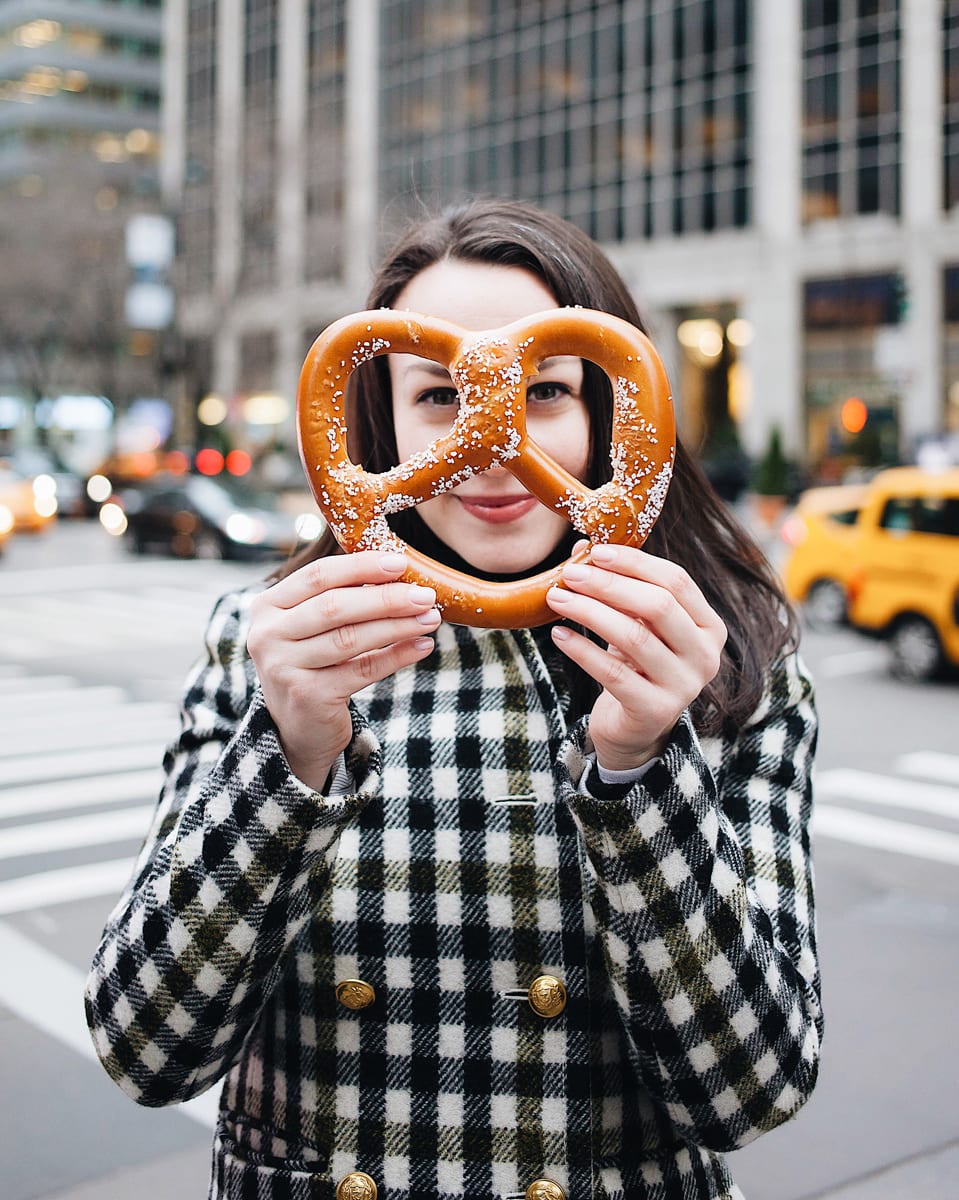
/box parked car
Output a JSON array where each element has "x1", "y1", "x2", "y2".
[
  {"x1": 0, "y1": 500, "x2": 12, "y2": 553},
  {"x1": 6, "y1": 446, "x2": 90, "y2": 517},
  {"x1": 0, "y1": 460, "x2": 58, "y2": 532},
  {"x1": 780, "y1": 482, "x2": 871, "y2": 624},
  {"x1": 843, "y1": 467, "x2": 959, "y2": 681},
  {"x1": 101, "y1": 473, "x2": 323, "y2": 561}
]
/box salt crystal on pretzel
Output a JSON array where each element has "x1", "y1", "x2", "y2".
[{"x1": 297, "y1": 308, "x2": 675, "y2": 629}]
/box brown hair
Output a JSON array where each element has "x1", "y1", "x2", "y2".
[{"x1": 281, "y1": 197, "x2": 798, "y2": 734}]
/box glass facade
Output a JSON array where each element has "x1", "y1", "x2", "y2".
[
  {"x1": 379, "y1": 0, "x2": 752, "y2": 243},
  {"x1": 802, "y1": 0, "x2": 901, "y2": 222},
  {"x1": 944, "y1": 0, "x2": 959, "y2": 211},
  {"x1": 305, "y1": 0, "x2": 346, "y2": 281},
  {"x1": 240, "y1": 0, "x2": 279, "y2": 292},
  {"x1": 168, "y1": 1, "x2": 956, "y2": 471},
  {"x1": 181, "y1": 0, "x2": 217, "y2": 295}
]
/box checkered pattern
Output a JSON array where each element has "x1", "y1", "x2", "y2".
[{"x1": 85, "y1": 587, "x2": 822, "y2": 1200}]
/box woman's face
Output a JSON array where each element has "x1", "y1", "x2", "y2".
[{"x1": 388, "y1": 258, "x2": 590, "y2": 576}]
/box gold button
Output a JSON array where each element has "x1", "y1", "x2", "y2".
[
  {"x1": 527, "y1": 974, "x2": 567, "y2": 1018},
  {"x1": 336, "y1": 979, "x2": 376, "y2": 1010},
  {"x1": 525, "y1": 1180, "x2": 566, "y2": 1200},
  {"x1": 335, "y1": 1171, "x2": 378, "y2": 1200}
]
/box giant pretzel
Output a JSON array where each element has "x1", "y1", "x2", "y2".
[{"x1": 296, "y1": 307, "x2": 675, "y2": 628}]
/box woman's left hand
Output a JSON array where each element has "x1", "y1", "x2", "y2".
[{"x1": 545, "y1": 543, "x2": 727, "y2": 771}]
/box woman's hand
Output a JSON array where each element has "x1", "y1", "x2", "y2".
[
  {"x1": 545, "y1": 543, "x2": 727, "y2": 772},
  {"x1": 246, "y1": 551, "x2": 441, "y2": 790}
]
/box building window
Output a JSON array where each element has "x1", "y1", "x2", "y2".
[
  {"x1": 802, "y1": 0, "x2": 900, "y2": 222},
  {"x1": 378, "y1": 0, "x2": 750, "y2": 245},
  {"x1": 240, "y1": 0, "x2": 278, "y2": 293},
  {"x1": 305, "y1": 0, "x2": 346, "y2": 282},
  {"x1": 944, "y1": 1, "x2": 959, "y2": 211},
  {"x1": 182, "y1": 0, "x2": 217, "y2": 295}
]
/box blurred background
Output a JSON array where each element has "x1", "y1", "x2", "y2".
[{"x1": 1, "y1": 3, "x2": 958, "y2": 1199}]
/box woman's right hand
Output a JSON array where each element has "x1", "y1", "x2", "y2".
[{"x1": 246, "y1": 550, "x2": 440, "y2": 790}]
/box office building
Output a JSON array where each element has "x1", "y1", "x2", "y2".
[
  {"x1": 0, "y1": 1, "x2": 165, "y2": 410},
  {"x1": 164, "y1": 0, "x2": 959, "y2": 476}
]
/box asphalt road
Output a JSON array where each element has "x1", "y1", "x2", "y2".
[{"x1": 1, "y1": 520, "x2": 957, "y2": 1199}]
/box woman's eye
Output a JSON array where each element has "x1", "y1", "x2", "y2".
[
  {"x1": 527, "y1": 381, "x2": 570, "y2": 403},
  {"x1": 417, "y1": 387, "x2": 459, "y2": 408}
]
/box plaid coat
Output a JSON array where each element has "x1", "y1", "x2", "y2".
[{"x1": 86, "y1": 586, "x2": 822, "y2": 1200}]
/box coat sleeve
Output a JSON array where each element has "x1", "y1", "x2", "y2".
[
  {"x1": 84, "y1": 589, "x2": 381, "y2": 1107},
  {"x1": 559, "y1": 649, "x2": 822, "y2": 1152}
]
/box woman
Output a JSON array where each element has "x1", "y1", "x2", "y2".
[{"x1": 86, "y1": 198, "x2": 822, "y2": 1200}]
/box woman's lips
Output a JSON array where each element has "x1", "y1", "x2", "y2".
[{"x1": 456, "y1": 495, "x2": 538, "y2": 524}]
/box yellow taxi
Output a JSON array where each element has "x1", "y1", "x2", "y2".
[
  {"x1": 780, "y1": 482, "x2": 871, "y2": 624},
  {"x1": 844, "y1": 467, "x2": 959, "y2": 681},
  {"x1": 0, "y1": 461, "x2": 58, "y2": 533}
]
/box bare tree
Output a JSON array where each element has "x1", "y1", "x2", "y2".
[{"x1": 0, "y1": 153, "x2": 163, "y2": 426}]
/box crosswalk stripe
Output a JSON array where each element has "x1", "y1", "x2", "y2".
[
  {"x1": 0, "y1": 805, "x2": 154, "y2": 859},
  {"x1": 0, "y1": 742, "x2": 162, "y2": 787},
  {"x1": 0, "y1": 858, "x2": 135, "y2": 914},
  {"x1": 0, "y1": 674, "x2": 76, "y2": 694},
  {"x1": 0, "y1": 685, "x2": 127, "y2": 714},
  {"x1": 896, "y1": 751, "x2": 959, "y2": 787},
  {"x1": 5, "y1": 700, "x2": 174, "y2": 740},
  {"x1": 1, "y1": 717, "x2": 174, "y2": 759},
  {"x1": 815, "y1": 804, "x2": 959, "y2": 866},
  {"x1": 0, "y1": 919, "x2": 218, "y2": 1127},
  {"x1": 816, "y1": 768, "x2": 959, "y2": 821},
  {"x1": 0, "y1": 769, "x2": 161, "y2": 820}
]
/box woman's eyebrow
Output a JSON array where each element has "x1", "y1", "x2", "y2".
[
  {"x1": 535, "y1": 355, "x2": 579, "y2": 371},
  {"x1": 402, "y1": 360, "x2": 453, "y2": 380}
]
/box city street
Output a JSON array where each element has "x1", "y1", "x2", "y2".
[{"x1": 1, "y1": 519, "x2": 958, "y2": 1199}]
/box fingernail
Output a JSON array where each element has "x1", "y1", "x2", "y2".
[
  {"x1": 589, "y1": 544, "x2": 617, "y2": 564},
  {"x1": 547, "y1": 585, "x2": 571, "y2": 603},
  {"x1": 410, "y1": 585, "x2": 436, "y2": 605},
  {"x1": 416, "y1": 607, "x2": 441, "y2": 625},
  {"x1": 562, "y1": 563, "x2": 588, "y2": 582},
  {"x1": 380, "y1": 552, "x2": 407, "y2": 571},
  {"x1": 551, "y1": 625, "x2": 572, "y2": 641},
  {"x1": 412, "y1": 636, "x2": 434, "y2": 651}
]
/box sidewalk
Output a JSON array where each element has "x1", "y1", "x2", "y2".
[{"x1": 804, "y1": 1140, "x2": 959, "y2": 1200}]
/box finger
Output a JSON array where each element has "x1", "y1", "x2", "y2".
[
  {"x1": 547, "y1": 587, "x2": 678, "y2": 680},
  {"x1": 265, "y1": 550, "x2": 410, "y2": 609},
  {"x1": 285, "y1": 609, "x2": 442, "y2": 669},
  {"x1": 587, "y1": 545, "x2": 721, "y2": 630},
  {"x1": 557, "y1": 563, "x2": 700, "y2": 654},
  {"x1": 281, "y1": 580, "x2": 437, "y2": 641},
  {"x1": 552, "y1": 619, "x2": 700, "y2": 710},
  {"x1": 324, "y1": 633, "x2": 437, "y2": 696}
]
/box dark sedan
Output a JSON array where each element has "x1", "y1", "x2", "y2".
[{"x1": 102, "y1": 473, "x2": 324, "y2": 561}]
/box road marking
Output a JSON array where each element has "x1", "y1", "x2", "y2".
[
  {"x1": 0, "y1": 919, "x2": 218, "y2": 1127},
  {"x1": 3, "y1": 698, "x2": 174, "y2": 740},
  {"x1": 0, "y1": 742, "x2": 163, "y2": 786},
  {"x1": 0, "y1": 559, "x2": 255, "y2": 597},
  {"x1": 816, "y1": 768, "x2": 959, "y2": 820},
  {"x1": 0, "y1": 716, "x2": 174, "y2": 759},
  {"x1": 896, "y1": 751, "x2": 959, "y2": 787},
  {"x1": 815, "y1": 648, "x2": 888, "y2": 678},
  {"x1": 0, "y1": 858, "x2": 136, "y2": 914},
  {"x1": 0, "y1": 769, "x2": 161, "y2": 820},
  {"x1": 814, "y1": 805, "x2": 959, "y2": 866},
  {"x1": 0, "y1": 805, "x2": 154, "y2": 859},
  {"x1": 0, "y1": 685, "x2": 127, "y2": 714},
  {"x1": 0, "y1": 673, "x2": 76, "y2": 694}
]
